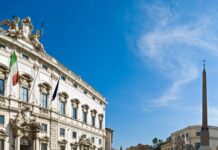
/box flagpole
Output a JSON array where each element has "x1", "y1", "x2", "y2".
[
  {"x1": 28, "y1": 66, "x2": 39, "y2": 103},
  {"x1": 49, "y1": 76, "x2": 60, "y2": 150}
]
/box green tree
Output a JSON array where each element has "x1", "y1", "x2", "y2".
[{"x1": 152, "y1": 137, "x2": 163, "y2": 150}]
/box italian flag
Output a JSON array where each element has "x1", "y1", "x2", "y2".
[{"x1": 9, "y1": 52, "x2": 19, "y2": 86}]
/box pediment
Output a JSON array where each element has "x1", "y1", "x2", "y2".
[
  {"x1": 0, "y1": 129, "x2": 7, "y2": 136},
  {"x1": 58, "y1": 139, "x2": 68, "y2": 144},
  {"x1": 39, "y1": 135, "x2": 49, "y2": 141}
]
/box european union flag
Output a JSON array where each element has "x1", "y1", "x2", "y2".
[{"x1": 52, "y1": 79, "x2": 60, "y2": 101}]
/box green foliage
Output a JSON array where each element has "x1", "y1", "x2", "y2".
[{"x1": 152, "y1": 137, "x2": 163, "y2": 150}]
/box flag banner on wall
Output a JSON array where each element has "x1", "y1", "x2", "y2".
[
  {"x1": 9, "y1": 51, "x2": 19, "y2": 86},
  {"x1": 52, "y1": 79, "x2": 60, "y2": 101}
]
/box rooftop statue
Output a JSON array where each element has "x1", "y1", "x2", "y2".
[
  {"x1": 0, "y1": 16, "x2": 22, "y2": 38},
  {"x1": 29, "y1": 29, "x2": 44, "y2": 52},
  {"x1": 0, "y1": 16, "x2": 44, "y2": 52},
  {"x1": 20, "y1": 16, "x2": 33, "y2": 39}
]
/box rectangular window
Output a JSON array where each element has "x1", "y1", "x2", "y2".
[
  {"x1": 73, "y1": 83, "x2": 78, "y2": 88},
  {"x1": 72, "y1": 107, "x2": 77, "y2": 120},
  {"x1": 99, "y1": 120, "x2": 103, "y2": 129},
  {"x1": 72, "y1": 131, "x2": 77, "y2": 139},
  {"x1": 0, "y1": 44, "x2": 5, "y2": 49},
  {"x1": 0, "y1": 79, "x2": 4, "y2": 96},
  {"x1": 22, "y1": 54, "x2": 29, "y2": 60},
  {"x1": 42, "y1": 64, "x2": 48, "y2": 70},
  {"x1": 41, "y1": 143, "x2": 47, "y2": 150},
  {"x1": 92, "y1": 137, "x2": 95, "y2": 143},
  {"x1": 41, "y1": 124, "x2": 48, "y2": 133},
  {"x1": 41, "y1": 93, "x2": 48, "y2": 108},
  {"x1": 83, "y1": 112, "x2": 87, "y2": 124},
  {"x1": 0, "y1": 115, "x2": 4, "y2": 125},
  {"x1": 84, "y1": 90, "x2": 87, "y2": 95},
  {"x1": 20, "y1": 87, "x2": 28, "y2": 102},
  {"x1": 196, "y1": 132, "x2": 201, "y2": 136},
  {"x1": 61, "y1": 76, "x2": 66, "y2": 81},
  {"x1": 60, "y1": 101, "x2": 65, "y2": 115},
  {"x1": 0, "y1": 139, "x2": 4, "y2": 150},
  {"x1": 92, "y1": 116, "x2": 95, "y2": 127},
  {"x1": 99, "y1": 139, "x2": 102, "y2": 145},
  {"x1": 60, "y1": 128, "x2": 65, "y2": 137}
]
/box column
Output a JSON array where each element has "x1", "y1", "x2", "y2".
[
  {"x1": 14, "y1": 136, "x2": 21, "y2": 150},
  {"x1": 33, "y1": 132, "x2": 39, "y2": 150}
]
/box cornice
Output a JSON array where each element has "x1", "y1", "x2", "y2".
[{"x1": 0, "y1": 30, "x2": 107, "y2": 105}]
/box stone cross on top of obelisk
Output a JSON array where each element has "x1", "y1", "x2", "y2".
[{"x1": 199, "y1": 60, "x2": 211, "y2": 150}]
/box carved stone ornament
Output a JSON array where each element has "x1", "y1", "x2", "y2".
[
  {"x1": 70, "y1": 142, "x2": 78, "y2": 146},
  {"x1": 58, "y1": 139, "x2": 68, "y2": 144},
  {"x1": 21, "y1": 105, "x2": 32, "y2": 123},
  {"x1": 0, "y1": 128, "x2": 7, "y2": 137},
  {"x1": 0, "y1": 16, "x2": 22, "y2": 38},
  {"x1": 20, "y1": 16, "x2": 33, "y2": 39},
  {"x1": 10, "y1": 109, "x2": 41, "y2": 137},
  {"x1": 91, "y1": 109, "x2": 97, "y2": 116},
  {"x1": 0, "y1": 16, "x2": 44, "y2": 52},
  {"x1": 39, "y1": 135, "x2": 50, "y2": 142},
  {"x1": 174, "y1": 135, "x2": 187, "y2": 150},
  {"x1": 98, "y1": 114, "x2": 104, "y2": 121},
  {"x1": 79, "y1": 135, "x2": 92, "y2": 146}
]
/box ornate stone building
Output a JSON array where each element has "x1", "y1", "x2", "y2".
[
  {"x1": 126, "y1": 144, "x2": 152, "y2": 150},
  {"x1": 0, "y1": 16, "x2": 110, "y2": 150},
  {"x1": 105, "y1": 128, "x2": 113, "y2": 150},
  {"x1": 161, "y1": 125, "x2": 218, "y2": 150}
]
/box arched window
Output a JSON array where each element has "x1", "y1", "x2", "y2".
[
  {"x1": 82, "y1": 104, "x2": 89, "y2": 124},
  {"x1": 0, "y1": 64, "x2": 8, "y2": 96},
  {"x1": 71, "y1": 99, "x2": 80, "y2": 120},
  {"x1": 91, "y1": 109, "x2": 97, "y2": 127},
  {"x1": 38, "y1": 82, "x2": 51, "y2": 109},
  {"x1": 19, "y1": 73, "x2": 33, "y2": 102},
  {"x1": 59, "y1": 92, "x2": 68, "y2": 115}
]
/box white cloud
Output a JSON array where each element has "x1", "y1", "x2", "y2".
[{"x1": 137, "y1": 2, "x2": 218, "y2": 107}]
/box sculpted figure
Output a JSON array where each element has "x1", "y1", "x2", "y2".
[
  {"x1": 20, "y1": 16, "x2": 33, "y2": 39},
  {"x1": 10, "y1": 112, "x2": 23, "y2": 129},
  {"x1": 29, "y1": 29, "x2": 44, "y2": 52},
  {"x1": 0, "y1": 16, "x2": 21, "y2": 37},
  {"x1": 21, "y1": 105, "x2": 32, "y2": 123}
]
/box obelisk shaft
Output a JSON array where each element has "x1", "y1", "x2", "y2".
[{"x1": 201, "y1": 68, "x2": 209, "y2": 146}]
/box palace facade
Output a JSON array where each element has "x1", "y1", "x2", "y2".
[
  {"x1": 0, "y1": 16, "x2": 111, "y2": 150},
  {"x1": 161, "y1": 125, "x2": 218, "y2": 150}
]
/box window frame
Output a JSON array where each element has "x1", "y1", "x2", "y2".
[
  {"x1": 72, "y1": 131, "x2": 77, "y2": 139},
  {"x1": 60, "y1": 101, "x2": 66, "y2": 115},
  {"x1": 83, "y1": 111, "x2": 87, "y2": 124},
  {"x1": 41, "y1": 123, "x2": 48, "y2": 133},
  {"x1": 0, "y1": 79, "x2": 4, "y2": 96},
  {"x1": 21, "y1": 53, "x2": 29, "y2": 60},
  {"x1": 92, "y1": 115, "x2": 95, "y2": 127},
  {"x1": 20, "y1": 86, "x2": 29, "y2": 102},
  {"x1": 60, "y1": 128, "x2": 65, "y2": 137},
  {"x1": 72, "y1": 107, "x2": 78, "y2": 120},
  {"x1": 0, "y1": 115, "x2": 4, "y2": 125},
  {"x1": 99, "y1": 139, "x2": 102, "y2": 145},
  {"x1": 41, "y1": 93, "x2": 48, "y2": 109}
]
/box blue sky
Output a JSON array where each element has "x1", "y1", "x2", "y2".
[{"x1": 2, "y1": 0, "x2": 218, "y2": 149}]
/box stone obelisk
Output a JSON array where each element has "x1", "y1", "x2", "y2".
[{"x1": 199, "y1": 61, "x2": 211, "y2": 150}]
